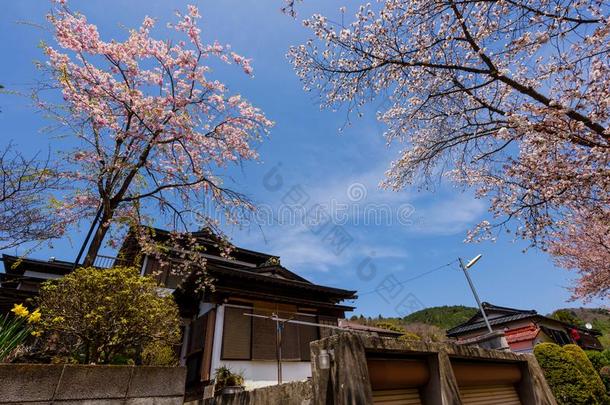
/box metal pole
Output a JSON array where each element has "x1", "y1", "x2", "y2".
[
  {"x1": 277, "y1": 320, "x2": 283, "y2": 385},
  {"x1": 72, "y1": 204, "x2": 103, "y2": 271},
  {"x1": 458, "y1": 257, "x2": 493, "y2": 333}
]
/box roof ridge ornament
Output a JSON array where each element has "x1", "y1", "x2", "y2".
[{"x1": 260, "y1": 256, "x2": 281, "y2": 267}]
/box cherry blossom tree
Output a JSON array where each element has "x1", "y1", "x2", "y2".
[
  {"x1": 38, "y1": 1, "x2": 272, "y2": 276},
  {"x1": 289, "y1": 1, "x2": 610, "y2": 299}
]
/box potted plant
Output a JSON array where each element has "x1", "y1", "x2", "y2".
[{"x1": 214, "y1": 365, "x2": 245, "y2": 395}]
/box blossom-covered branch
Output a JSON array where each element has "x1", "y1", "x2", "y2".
[
  {"x1": 290, "y1": 0, "x2": 609, "y2": 299},
  {"x1": 39, "y1": 2, "x2": 272, "y2": 280}
]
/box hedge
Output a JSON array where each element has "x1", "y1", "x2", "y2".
[{"x1": 534, "y1": 343, "x2": 609, "y2": 405}]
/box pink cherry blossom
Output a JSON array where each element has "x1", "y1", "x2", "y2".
[
  {"x1": 38, "y1": 1, "x2": 272, "y2": 274},
  {"x1": 290, "y1": 0, "x2": 609, "y2": 300}
]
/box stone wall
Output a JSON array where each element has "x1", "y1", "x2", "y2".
[
  {"x1": 199, "y1": 380, "x2": 312, "y2": 405},
  {"x1": 0, "y1": 364, "x2": 186, "y2": 404}
]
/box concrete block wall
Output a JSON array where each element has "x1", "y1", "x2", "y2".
[{"x1": 0, "y1": 364, "x2": 186, "y2": 404}]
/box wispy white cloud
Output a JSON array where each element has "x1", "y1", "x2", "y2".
[
  {"x1": 408, "y1": 192, "x2": 488, "y2": 236},
  {"x1": 231, "y1": 161, "x2": 487, "y2": 275}
]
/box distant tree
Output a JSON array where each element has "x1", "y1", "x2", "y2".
[
  {"x1": 403, "y1": 305, "x2": 477, "y2": 330},
  {"x1": 0, "y1": 143, "x2": 64, "y2": 250},
  {"x1": 375, "y1": 321, "x2": 403, "y2": 333},
  {"x1": 404, "y1": 322, "x2": 446, "y2": 343},
  {"x1": 551, "y1": 309, "x2": 583, "y2": 327},
  {"x1": 290, "y1": 0, "x2": 610, "y2": 300},
  {"x1": 376, "y1": 321, "x2": 421, "y2": 341},
  {"x1": 38, "y1": 2, "x2": 272, "y2": 279}
]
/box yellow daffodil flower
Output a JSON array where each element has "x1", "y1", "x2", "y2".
[
  {"x1": 28, "y1": 308, "x2": 41, "y2": 323},
  {"x1": 11, "y1": 303, "x2": 29, "y2": 318},
  {"x1": 31, "y1": 331, "x2": 42, "y2": 337}
]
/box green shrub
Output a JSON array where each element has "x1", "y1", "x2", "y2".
[
  {"x1": 550, "y1": 309, "x2": 582, "y2": 326},
  {"x1": 375, "y1": 321, "x2": 404, "y2": 333},
  {"x1": 587, "y1": 350, "x2": 610, "y2": 372},
  {"x1": 600, "y1": 366, "x2": 610, "y2": 393},
  {"x1": 141, "y1": 341, "x2": 178, "y2": 366},
  {"x1": 534, "y1": 343, "x2": 609, "y2": 404},
  {"x1": 38, "y1": 266, "x2": 181, "y2": 364},
  {"x1": 399, "y1": 331, "x2": 421, "y2": 341},
  {"x1": 563, "y1": 345, "x2": 608, "y2": 402}
]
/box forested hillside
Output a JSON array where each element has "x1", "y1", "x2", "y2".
[
  {"x1": 403, "y1": 305, "x2": 478, "y2": 330},
  {"x1": 350, "y1": 305, "x2": 609, "y2": 348}
]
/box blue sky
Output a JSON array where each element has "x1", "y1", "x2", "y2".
[{"x1": 0, "y1": 0, "x2": 603, "y2": 317}]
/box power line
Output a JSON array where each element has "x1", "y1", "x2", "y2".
[{"x1": 354, "y1": 259, "x2": 458, "y2": 296}]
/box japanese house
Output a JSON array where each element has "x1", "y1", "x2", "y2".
[
  {"x1": 0, "y1": 228, "x2": 358, "y2": 397},
  {"x1": 120, "y1": 229, "x2": 357, "y2": 396},
  {"x1": 0, "y1": 255, "x2": 74, "y2": 313},
  {"x1": 446, "y1": 302, "x2": 603, "y2": 353}
]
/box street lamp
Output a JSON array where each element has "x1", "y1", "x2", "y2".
[{"x1": 458, "y1": 254, "x2": 493, "y2": 333}]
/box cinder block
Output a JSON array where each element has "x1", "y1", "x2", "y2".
[
  {"x1": 126, "y1": 366, "x2": 186, "y2": 398},
  {"x1": 0, "y1": 364, "x2": 63, "y2": 402},
  {"x1": 54, "y1": 365, "x2": 132, "y2": 400}
]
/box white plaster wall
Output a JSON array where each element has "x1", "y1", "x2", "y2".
[
  {"x1": 210, "y1": 304, "x2": 225, "y2": 375},
  {"x1": 209, "y1": 304, "x2": 312, "y2": 390}
]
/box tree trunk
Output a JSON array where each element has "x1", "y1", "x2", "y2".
[{"x1": 82, "y1": 210, "x2": 113, "y2": 267}]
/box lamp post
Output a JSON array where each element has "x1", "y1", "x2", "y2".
[{"x1": 458, "y1": 254, "x2": 493, "y2": 334}]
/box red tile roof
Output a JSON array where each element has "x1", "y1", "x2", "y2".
[{"x1": 504, "y1": 324, "x2": 540, "y2": 344}]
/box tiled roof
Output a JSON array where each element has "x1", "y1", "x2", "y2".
[
  {"x1": 447, "y1": 312, "x2": 537, "y2": 336},
  {"x1": 446, "y1": 302, "x2": 603, "y2": 338},
  {"x1": 504, "y1": 325, "x2": 540, "y2": 343}
]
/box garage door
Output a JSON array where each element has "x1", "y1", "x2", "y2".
[
  {"x1": 460, "y1": 384, "x2": 521, "y2": 405},
  {"x1": 372, "y1": 388, "x2": 422, "y2": 405}
]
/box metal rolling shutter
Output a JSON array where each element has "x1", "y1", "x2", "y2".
[
  {"x1": 460, "y1": 384, "x2": 521, "y2": 405},
  {"x1": 372, "y1": 388, "x2": 422, "y2": 405}
]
